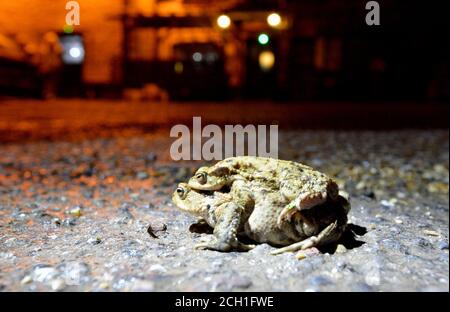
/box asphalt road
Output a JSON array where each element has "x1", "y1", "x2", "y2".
[{"x1": 0, "y1": 122, "x2": 448, "y2": 291}]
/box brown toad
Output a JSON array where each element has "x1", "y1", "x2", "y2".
[{"x1": 172, "y1": 179, "x2": 350, "y2": 254}]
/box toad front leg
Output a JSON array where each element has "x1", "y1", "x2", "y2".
[{"x1": 195, "y1": 200, "x2": 255, "y2": 252}]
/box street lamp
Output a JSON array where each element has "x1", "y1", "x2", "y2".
[
  {"x1": 267, "y1": 12, "x2": 282, "y2": 27},
  {"x1": 217, "y1": 14, "x2": 231, "y2": 29}
]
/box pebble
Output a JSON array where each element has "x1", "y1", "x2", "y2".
[
  {"x1": 423, "y1": 230, "x2": 440, "y2": 237},
  {"x1": 20, "y1": 275, "x2": 32, "y2": 285},
  {"x1": 51, "y1": 279, "x2": 66, "y2": 291},
  {"x1": 147, "y1": 222, "x2": 167, "y2": 238},
  {"x1": 68, "y1": 207, "x2": 82, "y2": 218},
  {"x1": 335, "y1": 244, "x2": 347, "y2": 253},
  {"x1": 380, "y1": 200, "x2": 394, "y2": 208},
  {"x1": 296, "y1": 252, "x2": 307, "y2": 260}
]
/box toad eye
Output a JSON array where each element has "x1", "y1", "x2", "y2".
[
  {"x1": 176, "y1": 186, "x2": 187, "y2": 199},
  {"x1": 195, "y1": 172, "x2": 207, "y2": 184}
]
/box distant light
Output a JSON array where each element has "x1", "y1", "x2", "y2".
[
  {"x1": 259, "y1": 51, "x2": 275, "y2": 71},
  {"x1": 217, "y1": 14, "x2": 231, "y2": 29},
  {"x1": 61, "y1": 38, "x2": 85, "y2": 64},
  {"x1": 258, "y1": 33, "x2": 270, "y2": 45},
  {"x1": 69, "y1": 47, "x2": 82, "y2": 58},
  {"x1": 193, "y1": 52, "x2": 203, "y2": 62},
  {"x1": 267, "y1": 13, "x2": 282, "y2": 27},
  {"x1": 174, "y1": 62, "x2": 184, "y2": 74}
]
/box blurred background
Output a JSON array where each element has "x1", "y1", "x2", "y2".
[{"x1": 0, "y1": 0, "x2": 448, "y2": 141}]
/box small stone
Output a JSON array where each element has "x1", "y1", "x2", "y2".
[
  {"x1": 380, "y1": 200, "x2": 394, "y2": 208},
  {"x1": 296, "y1": 252, "x2": 307, "y2": 260},
  {"x1": 394, "y1": 218, "x2": 403, "y2": 224},
  {"x1": 423, "y1": 230, "x2": 440, "y2": 237},
  {"x1": 51, "y1": 279, "x2": 66, "y2": 291},
  {"x1": 20, "y1": 275, "x2": 32, "y2": 285},
  {"x1": 99, "y1": 282, "x2": 110, "y2": 289},
  {"x1": 369, "y1": 224, "x2": 376, "y2": 230},
  {"x1": 335, "y1": 244, "x2": 347, "y2": 253},
  {"x1": 438, "y1": 242, "x2": 449, "y2": 250},
  {"x1": 68, "y1": 207, "x2": 82, "y2": 217},
  {"x1": 147, "y1": 222, "x2": 167, "y2": 238}
]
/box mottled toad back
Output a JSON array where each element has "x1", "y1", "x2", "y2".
[{"x1": 188, "y1": 156, "x2": 340, "y2": 225}]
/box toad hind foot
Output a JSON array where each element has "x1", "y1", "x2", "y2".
[
  {"x1": 271, "y1": 220, "x2": 342, "y2": 255},
  {"x1": 277, "y1": 191, "x2": 327, "y2": 227}
]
